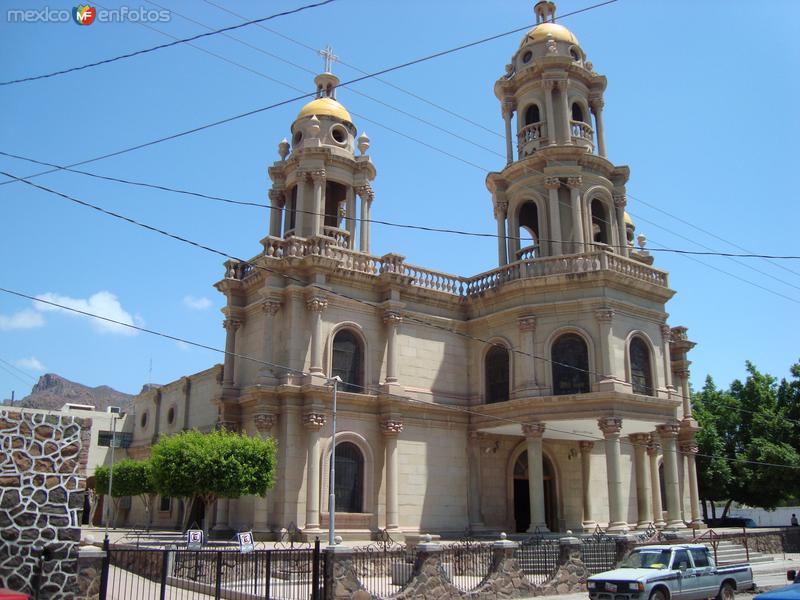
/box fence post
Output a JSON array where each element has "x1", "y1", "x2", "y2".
[
  {"x1": 265, "y1": 551, "x2": 272, "y2": 600},
  {"x1": 312, "y1": 537, "x2": 321, "y2": 600},
  {"x1": 215, "y1": 551, "x2": 223, "y2": 600},
  {"x1": 742, "y1": 527, "x2": 750, "y2": 563},
  {"x1": 98, "y1": 537, "x2": 110, "y2": 600},
  {"x1": 159, "y1": 548, "x2": 169, "y2": 600}
]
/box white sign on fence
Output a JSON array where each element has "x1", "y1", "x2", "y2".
[
  {"x1": 238, "y1": 531, "x2": 254, "y2": 554},
  {"x1": 187, "y1": 529, "x2": 203, "y2": 550}
]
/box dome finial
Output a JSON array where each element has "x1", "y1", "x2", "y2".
[
  {"x1": 534, "y1": 1, "x2": 557, "y2": 24},
  {"x1": 319, "y1": 44, "x2": 338, "y2": 74}
]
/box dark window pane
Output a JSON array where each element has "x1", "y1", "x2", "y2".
[
  {"x1": 551, "y1": 334, "x2": 590, "y2": 395},
  {"x1": 332, "y1": 330, "x2": 363, "y2": 393},
  {"x1": 485, "y1": 346, "x2": 510, "y2": 404},
  {"x1": 630, "y1": 337, "x2": 653, "y2": 395},
  {"x1": 334, "y1": 442, "x2": 363, "y2": 513}
]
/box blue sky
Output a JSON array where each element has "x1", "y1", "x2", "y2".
[{"x1": 1, "y1": 0, "x2": 798, "y2": 399}]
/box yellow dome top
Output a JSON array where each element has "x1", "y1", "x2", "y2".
[
  {"x1": 519, "y1": 22, "x2": 579, "y2": 47},
  {"x1": 296, "y1": 97, "x2": 351, "y2": 123},
  {"x1": 624, "y1": 211, "x2": 633, "y2": 226}
]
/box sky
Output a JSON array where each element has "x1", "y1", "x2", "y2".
[{"x1": 1, "y1": 0, "x2": 799, "y2": 400}]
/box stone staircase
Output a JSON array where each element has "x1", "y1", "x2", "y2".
[{"x1": 704, "y1": 539, "x2": 774, "y2": 565}]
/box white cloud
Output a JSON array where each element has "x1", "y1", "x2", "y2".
[
  {"x1": 15, "y1": 357, "x2": 46, "y2": 372},
  {"x1": 34, "y1": 291, "x2": 138, "y2": 336},
  {"x1": 175, "y1": 341, "x2": 191, "y2": 352},
  {"x1": 0, "y1": 309, "x2": 45, "y2": 331},
  {"x1": 183, "y1": 295, "x2": 212, "y2": 310}
]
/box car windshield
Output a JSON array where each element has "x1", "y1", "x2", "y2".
[{"x1": 621, "y1": 550, "x2": 673, "y2": 569}]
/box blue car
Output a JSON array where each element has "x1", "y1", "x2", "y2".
[{"x1": 755, "y1": 570, "x2": 800, "y2": 600}]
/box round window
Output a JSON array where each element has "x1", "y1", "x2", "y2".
[
  {"x1": 330, "y1": 125, "x2": 347, "y2": 144},
  {"x1": 292, "y1": 131, "x2": 303, "y2": 145},
  {"x1": 522, "y1": 50, "x2": 533, "y2": 64},
  {"x1": 140, "y1": 411, "x2": 148, "y2": 429},
  {"x1": 167, "y1": 406, "x2": 176, "y2": 425}
]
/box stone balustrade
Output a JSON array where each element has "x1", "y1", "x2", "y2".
[
  {"x1": 322, "y1": 226, "x2": 350, "y2": 247},
  {"x1": 516, "y1": 122, "x2": 546, "y2": 157}
]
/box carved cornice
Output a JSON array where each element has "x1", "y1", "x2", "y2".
[
  {"x1": 613, "y1": 193, "x2": 627, "y2": 209},
  {"x1": 598, "y1": 416, "x2": 622, "y2": 436},
  {"x1": 544, "y1": 177, "x2": 561, "y2": 190},
  {"x1": 646, "y1": 437, "x2": 661, "y2": 456},
  {"x1": 679, "y1": 441, "x2": 699, "y2": 455},
  {"x1": 310, "y1": 169, "x2": 326, "y2": 184},
  {"x1": 595, "y1": 308, "x2": 614, "y2": 323},
  {"x1": 262, "y1": 299, "x2": 282, "y2": 316},
  {"x1": 223, "y1": 318, "x2": 243, "y2": 332},
  {"x1": 628, "y1": 433, "x2": 650, "y2": 446},
  {"x1": 355, "y1": 184, "x2": 374, "y2": 202},
  {"x1": 517, "y1": 315, "x2": 537, "y2": 332},
  {"x1": 268, "y1": 188, "x2": 286, "y2": 205},
  {"x1": 566, "y1": 176, "x2": 583, "y2": 189},
  {"x1": 656, "y1": 422, "x2": 680, "y2": 439},
  {"x1": 522, "y1": 422, "x2": 546, "y2": 438},
  {"x1": 589, "y1": 97, "x2": 604, "y2": 111},
  {"x1": 493, "y1": 200, "x2": 509, "y2": 218},
  {"x1": 383, "y1": 311, "x2": 403, "y2": 327},
  {"x1": 660, "y1": 324, "x2": 672, "y2": 341},
  {"x1": 578, "y1": 440, "x2": 594, "y2": 453},
  {"x1": 303, "y1": 412, "x2": 326, "y2": 430}
]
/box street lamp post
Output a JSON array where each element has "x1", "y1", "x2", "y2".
[
  {"x1": 104, "y1": 407, "x2": 121, "y2": 543},
  {"x1": 327, "y1": 376, "x2": 341, "y2": 547}
]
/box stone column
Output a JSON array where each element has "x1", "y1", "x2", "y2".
[
  {"x1": 517, "y1": 315, "x2": 537, "y2": 390},
  {"x1": 613, "y1": 193, "x2": 628, "y2": 256},
  {"x1": 222, "y1": 318, "x2": 241, "y2": 390},
  {"x1": 295, "y1": 172, "x2": 309, "y2": 235},
  {"x1": 523, "y1": 422, "x2": 548, "y2": 532},
  {"x1": 494, "y1": 198, "x2": 509, "y2": 266},
  {"x1": 680, "y1": 440, "x2": 703, "y2": 528},
  {"x1": 647, "y1": 437, "x2": 666, "y2": 527},
  {"x1": 253, "y1": 413, "x2": 276, "y2": 533},
  {"x1": 567, "y1": 176, "x2": 584, "y2": 253},
  {"x1": 268, "y1": 189, "x2": 284, "y2": 238},
  {"x1": 629, "y1": 433, "x2": 653, "y2": 528},
  {"x1": 356, "y1": 185, "x2": 373, "y2": 253},
  {"x1": 151, "y1": 389, "x2": 162, "y2": 445},
  {"x1": 558, "y1": 80, "x2": 572, "y2": 144},
  {"x1": 590, "y1": 97, "x2": 607, "y2": 157},
  {"x1": 306, "y1": 296, "x2": 328, "y2": 375},
  {"x1": 383, "y1": 311, "x2": 402, "y2": 384},
  {"x1": 545, "y1": 177, "x2": 562, "y2": 256},
  {"x1": 657, "y1": 423, "x2": 684, "y2": 529},
  {"x1": 345, "y1": 186, "x2": 356, "y2": 249},
  {"x1": 502, "y1": 101, "x2": 515, "y2": 164},
  {"x1": 213, "y1": 498, "x2": 230, "y2": 533},
  {"x1": 303, "y1": 412, "x2": 326, "y2": 530},
  {"x1": 599, "y1": 417, "x2": 626, "y2": 531},
  {"x1": 595, "y1": 308, "x2": 615, "y2": 385},
  {"x1": 466, "y1": 432, "x2": 484, "y2": 530},
  {"x1": 579, "y1": 441, "x2": 596, "y2": 531},
  {"x1": 660, "y1": 325, "x2": 675, "y2": 393},
  {"x1": 259, "y1": 298, "x2": 282, "y2": 383},
  {"x1": 381, "y1": 419, "x2": 403, "y2": 530},
  {"x1": 181, "y1": 377, "x2": 191, "y2": 431},
  {"x1": 543, "y1": 80, "x2": 557, "y2": 146},
  {"x1": 675, "y1": 368, "x2": 692, "y2": 418},
  {"x1": 311, "y1": 169, "x2": 326, "y2": 237}
]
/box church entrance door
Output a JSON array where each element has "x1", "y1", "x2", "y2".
[{"x1": 513, "y1": 450, "x2": 557, "y2": 532}]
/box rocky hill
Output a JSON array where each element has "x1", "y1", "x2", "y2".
[{"x1": 8, "y1": 373, "x2": 134, "y2": 412}]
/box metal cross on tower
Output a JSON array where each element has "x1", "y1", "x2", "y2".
[{"x1": 319, "y1": 45, "x2": 338, "y2": 73}]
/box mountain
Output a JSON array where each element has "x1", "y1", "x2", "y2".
[{"x1": 8, "y1": 373, "x2": 134, "y2": 412}]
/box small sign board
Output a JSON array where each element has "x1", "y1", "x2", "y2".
[
  {"x1": 187, "y1": 529, "x2": 203, "y2": 550},
  {"x1": 237, "y1": 531, "x2": 255, "y2": 554}
]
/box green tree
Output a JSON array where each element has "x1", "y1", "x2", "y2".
[
  {"x1": 150, "y1": 429, "x2": 277, "y2": 535},
  {"x1": 112, "y1": 459, "x2": 157, "y2": 527},
  {"x1": 693, "y1": 362, "x2": 800, "y2": 518}
]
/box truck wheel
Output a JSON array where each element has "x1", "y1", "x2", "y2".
[
  {"x1": 650, "y1": 589, "x2": 668, "y2": 600},
  {"x1": 717, "y1": 582, "x2": 735, "y2": 600}
]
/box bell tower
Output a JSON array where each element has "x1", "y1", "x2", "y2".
[
  {"x1": 266, "y1": 48, "x2": 376, "y2": 253},
  {"x1": 488, "y1": 1, "x2": 634, "y2": 266}
]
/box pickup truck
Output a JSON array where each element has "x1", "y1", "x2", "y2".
[{"x1": 587, "y1": 544, "x2": 754, "y2": 600}]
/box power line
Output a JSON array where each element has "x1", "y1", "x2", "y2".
[
  {"x1": 0, "y1": 0, "x2": 616, "y2": 186},
  {"x1": 0, "y1": 0, "x2": 338, "y2": 86},
  {"x1": 1, "y1": 285, "x2": 797, "y2": 471},
  {"x1": 4, "y1": 150, "x2": 799, "y2": 262},
  {"x1": 0, "y1": 357, "x2": 38, "y2": 382}
]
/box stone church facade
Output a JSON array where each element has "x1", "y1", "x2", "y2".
[{"x1": 126, "y1": 1, "x2": 702, "y2": 539}]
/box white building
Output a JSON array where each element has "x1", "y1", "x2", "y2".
[{"x1": 126, "y1": 1, "x2": 701, "y2": 539}]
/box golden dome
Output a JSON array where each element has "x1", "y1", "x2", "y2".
[
  {"x1": 624, "y1": 211, "x2": 634, "y2": 226},
  {"x1": 519, "y1": 22, "x2": 579, "y2": 47},
  {"x1": 296, "y1": 97, "x2": 351, "y2": 123}
]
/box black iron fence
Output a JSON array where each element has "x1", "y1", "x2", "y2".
[
  {"x1": 101, "y1": 539, "x2": 324, "y2": 600},
  {"x1": 514, "y1": 538, "x2": 560, "y2": 584},
  {"x1": 439, "y1": 540, "x2": 494, "y2": 592}
]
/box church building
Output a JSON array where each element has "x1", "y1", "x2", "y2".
[{"x1": 126, "y1": 1, "x2": 701, "y2": 539}]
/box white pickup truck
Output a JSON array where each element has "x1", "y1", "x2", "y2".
[{"x1": 587, "y1": 544, "x2": 754, "y2": 600}]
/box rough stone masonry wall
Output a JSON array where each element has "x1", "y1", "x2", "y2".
[{"x1": 0, "y1": 409, "x2": 91, "y2": 599}]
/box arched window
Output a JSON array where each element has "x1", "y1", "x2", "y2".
[
  {"x1": 517, "y1": 201, "x2": 540, "y2": 258},
  {"x1": 334, "y1": 442, "x2": 364, "y2": 513},
  {"x1": 551, "y1": 333, "x2": 590, "y2": 395},
  {"x1": 630, "y1": 337, "x2": 653, "y2": 395},
  {"x1": 485, "y1": 345, "x2": 510, "y2": 404},
  {"x1": 591, "y1": 199, "x2": 610, "y2": 245},
  {"x1": 571, "y1": 102, "x2": 584, "y2": 122},
  {"x1": 524, "y1": 104, "x2": 541, "y2": 125},
  {"x1": 332, "y1": 329, "x2": 363, "y2": 393}
]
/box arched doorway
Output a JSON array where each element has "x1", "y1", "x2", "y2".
[{"x1": 513, "y1": 451, "x2": 558, "y2": 532}]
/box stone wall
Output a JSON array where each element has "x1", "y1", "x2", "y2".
[{"x1": 0, "y1": 408, "x2": 91, "y2": 599}]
